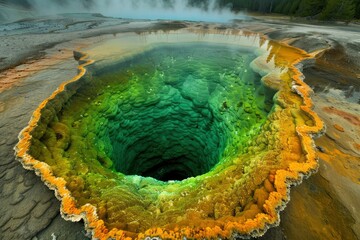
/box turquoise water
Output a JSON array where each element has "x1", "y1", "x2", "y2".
[
  {"x1": 40, "y1": 43, "x2": 267, "y2": 181},
  {"x1": 56, "y1": 43, "x2": 269, "y2": 181}
]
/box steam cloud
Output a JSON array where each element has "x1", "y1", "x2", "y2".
[{"x1": 1, "y1": 0, "x2": 247, "y2": 23}]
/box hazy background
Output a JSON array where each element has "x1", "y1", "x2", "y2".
[
  {"x1": 1, "y1": 0, "x2": 358, "y2": 24},
  {"x1": 0, "y1": 0, "x2": 246, "y2": 23}
]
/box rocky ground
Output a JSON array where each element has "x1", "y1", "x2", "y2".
[{"x1": 0, "y1": 14, "x2": 359, "y2": 240}]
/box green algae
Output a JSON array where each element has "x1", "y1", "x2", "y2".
[
  {"x1": 61, "y1": 44, "x2": 266, "y2": 178},
  {"x1": 31, "y1": 42, "x2": 273, "y2": 231}
]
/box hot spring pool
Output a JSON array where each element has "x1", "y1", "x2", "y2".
[{"x1": 16, "y1": 30, "x2": 324, "y2": 239}]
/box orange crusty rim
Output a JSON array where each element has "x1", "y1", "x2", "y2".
[{"x1": 15, "y1": 30, "x2": 325, "y2": 240}]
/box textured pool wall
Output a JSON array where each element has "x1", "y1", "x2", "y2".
[{"x1": 16, "y1": 29, "x2": 324, "y2": 239}]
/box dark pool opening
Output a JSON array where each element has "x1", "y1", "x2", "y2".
[
  {"x1": 139, "y1": 156, "x2": 198, "y2": 181},
  {"x1": 109, "y1": 97, "x2": 226, "y2": 181}
]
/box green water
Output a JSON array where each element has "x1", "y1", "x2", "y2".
[{"x1": 49, "y1": 43, "x2": 269, "y2": 182}]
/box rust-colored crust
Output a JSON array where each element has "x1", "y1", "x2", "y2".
[{"x1": 15, "y1": 30, "x2": 325, "y2": 240}]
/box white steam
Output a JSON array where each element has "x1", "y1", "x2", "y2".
[{"x1": 27, "y1": 0, "x2": 247, "y2": 23}]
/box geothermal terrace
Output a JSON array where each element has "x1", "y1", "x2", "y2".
[{"x1": 0, "y1": 10, "x2": 359, "y2": 240}]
